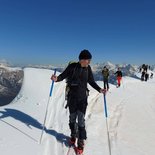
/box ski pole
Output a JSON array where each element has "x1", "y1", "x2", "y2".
[
  {"x1": 39, "y1": 69, "x2": 57, "y2": 144},
  {"x1": 103, "y1": 93, "x2": 112, "y2": 155},
  {"x1": 121, "y1": 77, "x2": 125, "y2": 89}
]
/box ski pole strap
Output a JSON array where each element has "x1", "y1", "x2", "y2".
[
  {"x1": 104, "y1": 94, "x2": 108, "y2": 118},
  {"x1": 50, "y1": 69, "x2": 57, "y2": 97}
]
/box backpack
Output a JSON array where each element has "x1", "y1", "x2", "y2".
[{"x1": 102, "y1": 69, "x2": 109, "y2": 78}]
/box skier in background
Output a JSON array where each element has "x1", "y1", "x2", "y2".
[
  {"x1": 142, "y1": 64, "x2": 146, "y2": 71},
  {"x1": 139, "y1": 67, "x2": 142, "y2": 73},
  {"x1": 150, "y1": 73, "x2": 154, "y2": 79},
  {"x1": 102, "y1": 66, "x2": 110, "y2": 91},
  {"x1": 141, "y1": 70, "x2": 145, "y2": 81},
  {"x1": 144, "y1": 65, "x2": 148, "y2": 72},
  {"x1": 51, "y1": 50, "x2": 105, "y2": 154},
  {"x1": 145, "y1": 72, "x2": 149, "y2": 81},
  {"x1": 115, "y1": 68, "x2": 122, "y2": 87}
]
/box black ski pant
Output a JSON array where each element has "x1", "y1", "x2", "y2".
[
  {"x1": 104, "y1": 78, "x2": 109, "y2": 90},
  {"x1": 67, "y1": 96, "x2": 87, "y2": 140}
]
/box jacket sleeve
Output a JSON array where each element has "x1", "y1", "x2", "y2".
[
  {"x1": 56, "y1": 64, "x2": 72, "y2": 82},
  {"x1": 88, "y1": 66, "x2": 101, "y2": 92},
  {"x1": 120, "y1": 72, "x2": 123, "y2": 77}
]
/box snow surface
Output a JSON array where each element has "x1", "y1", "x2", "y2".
[{"x1": 0, "y1": 68, "x2": 155, "y2": 155}]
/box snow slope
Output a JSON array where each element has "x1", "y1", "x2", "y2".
[{"x1": 0, "y1": 68, "x2": 155, "y2": 155}]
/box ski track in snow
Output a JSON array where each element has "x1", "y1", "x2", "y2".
[
  {"x1": 109, "y1": 88, "x2": 136, "y2": 155},
  {"x1": 109, "y1": 78, "x2": 155, "y2": 155}
]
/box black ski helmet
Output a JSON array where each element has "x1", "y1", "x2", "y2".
[{"x1": 79, "y1": 49, "x2": 92, "y2": 60}]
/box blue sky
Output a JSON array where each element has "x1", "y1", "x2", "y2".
[{"x1": 0, "y1": 0, "x2": 155, "y2": 65}]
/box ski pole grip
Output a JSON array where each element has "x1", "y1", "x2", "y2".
[{"x1": 50, "y1": 69, "x2": 57, "y2": 97}]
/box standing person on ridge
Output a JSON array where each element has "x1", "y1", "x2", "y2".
[
  {"x1": 150, "y1": 73, "x2": 153, "y2": 79},
  {"x1": 102, "y1": 66, "x2": 110, "y2": 91},
  {"x1": 145, "y1": 72, "x2": 149, "y2": 81},
  {"x1": 141, "y1": 70, "x2": 145, "y2": 81},
  {"x1": 51, "y1": 49, "x2": 106, "y2": 155},
  {"x1": 115, "y1": 68, "x2": 122, "y2": 87}
]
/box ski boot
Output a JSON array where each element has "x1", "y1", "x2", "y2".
[
  {"x1": 75, "y1": 139, "x2": 84, "y2": 155},
  {"x1": 69, "y1": 136, "x2": 76, "y2": 145}
]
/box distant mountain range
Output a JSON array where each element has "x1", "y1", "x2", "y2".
[
  {"x1": 91, "y1": 61, "x2": 139, "y2": 81},
  {"x1": 27, "y1": 61, "x2": 155, "y2": 84}
]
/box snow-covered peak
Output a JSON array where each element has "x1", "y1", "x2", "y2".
[
  {"x1": 103, "y1": 61, "x2": 116, "y2": 69},
  {"x1": 0, "y1": 60, "x2": 22, "y2": 71},
  {"x1": 90, "y1": 62, "x2": 139, "y2": 82}
]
